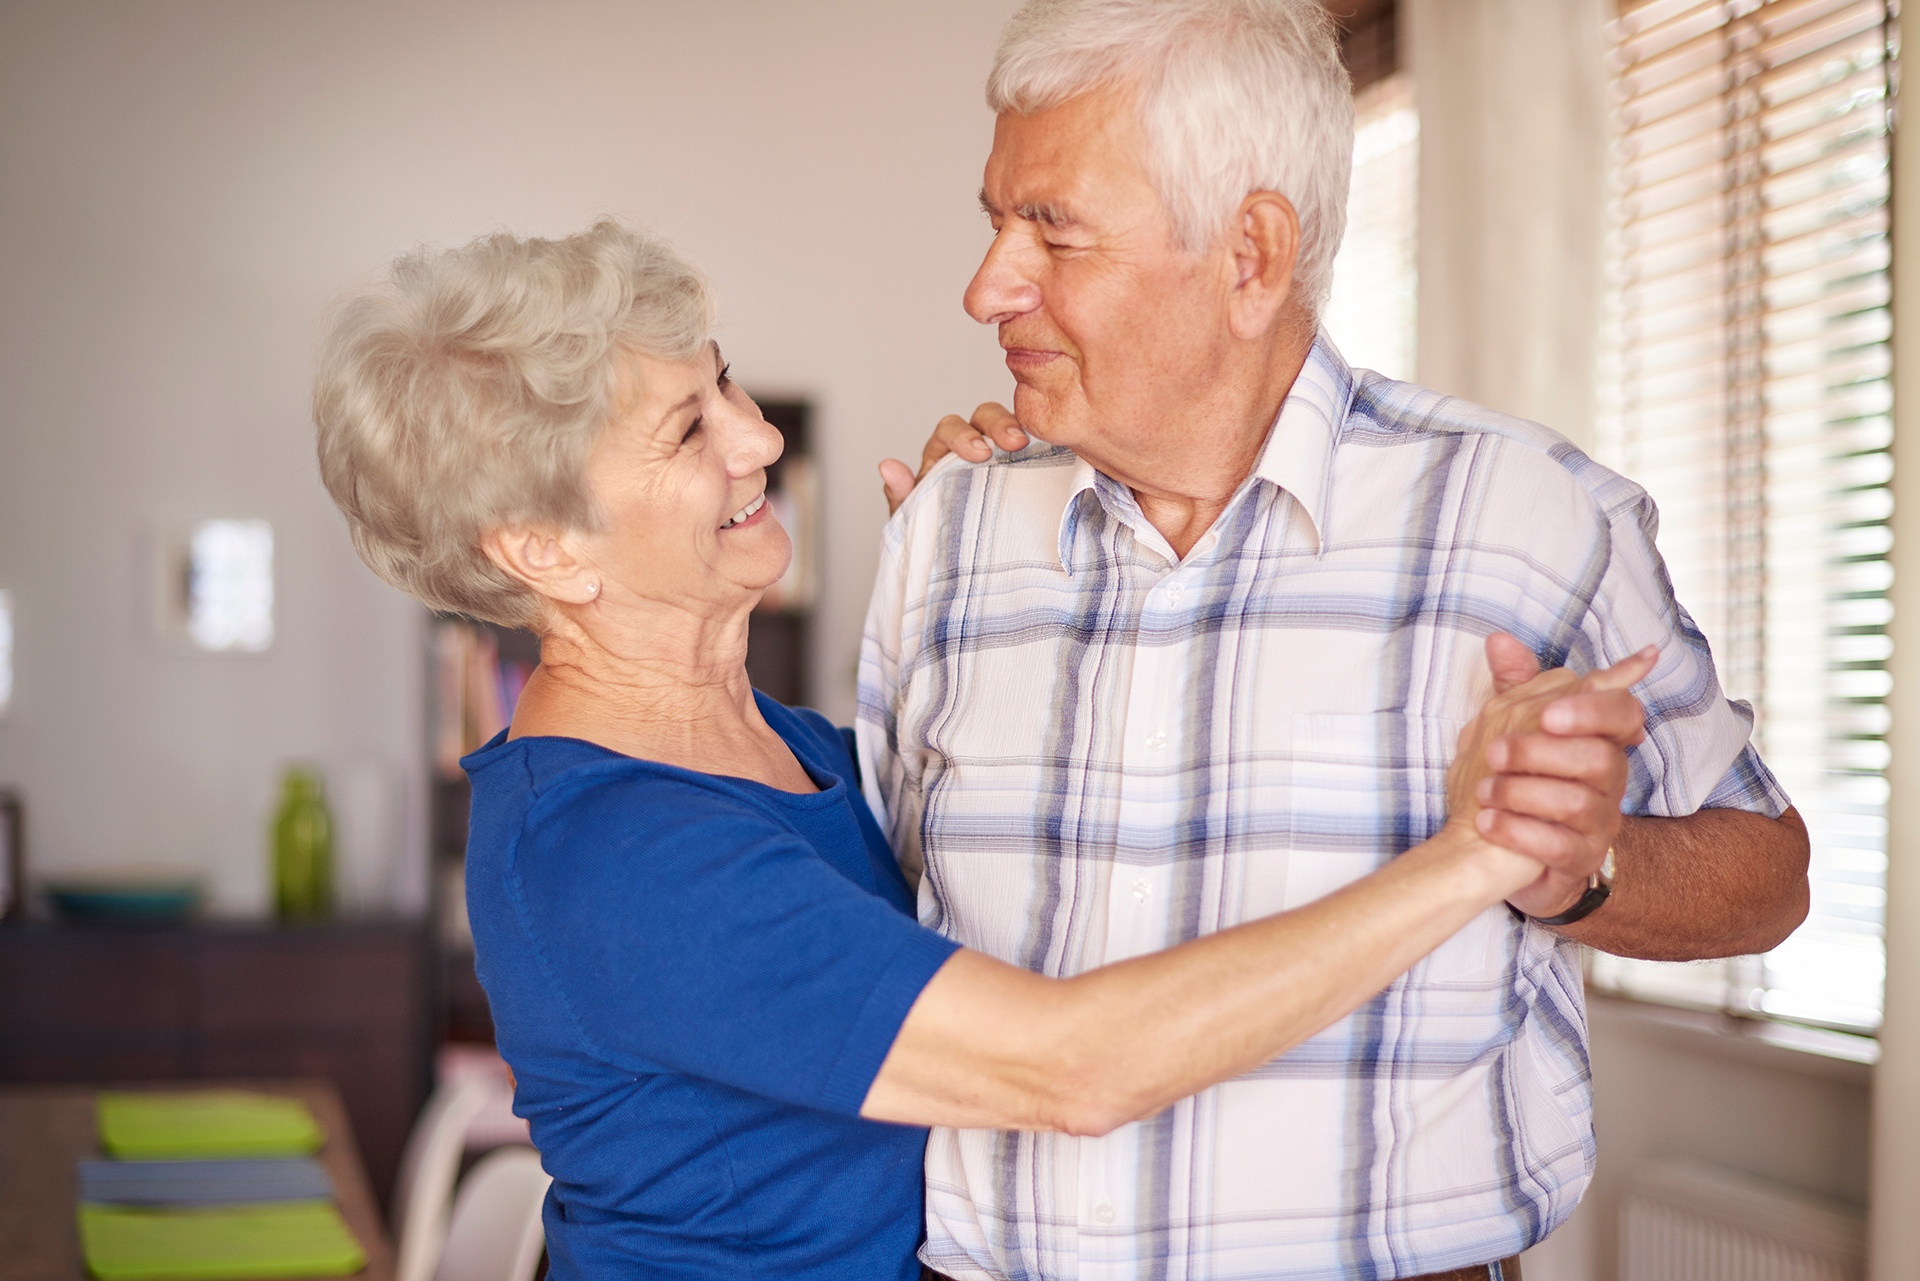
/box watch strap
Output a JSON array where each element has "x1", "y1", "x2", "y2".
[
  {"x1": 1509, "y1": 847, "x2": 1616, "y2": 928},
  {"x1": 1529, "y1": 876, "x2": 1612, "y2": 927}
]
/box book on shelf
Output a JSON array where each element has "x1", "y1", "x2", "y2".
[{"x1": 433, "y1": 620, "x2": 535, "y2": 778}]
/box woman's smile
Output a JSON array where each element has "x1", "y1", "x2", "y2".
[{"x1": 722, "y1": 492, "x2": 768, "y2": 529}]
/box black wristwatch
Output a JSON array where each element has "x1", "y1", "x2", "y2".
[{"x1": 1513, "y1": 848, "x2": 1614, "y2": 927}]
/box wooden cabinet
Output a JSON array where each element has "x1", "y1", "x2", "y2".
[
  {"x1": 0, "y1": 929, "x2": 194, "y2": 1080},
  {"x1": 0, "y1": 921, "x2": 428, "y2": 1205}
]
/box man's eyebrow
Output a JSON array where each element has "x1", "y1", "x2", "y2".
[
  {"x1": 1017, "y1": 202, "x2": 1077, "y2": 228},
  {"x1": 977, "y1": 188, "x2": 1077, "y2": 229}
]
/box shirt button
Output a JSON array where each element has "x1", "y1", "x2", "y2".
[
  {"x1": 1145, "y1": 727, "x2": 1167, "y2": 751},
  {"x1": 1165, "y1": 580, "x2": 1184, "y2": 604},
  {"x1": 1132, "y1": 877, "x2": 1152, "y2": 902},
  {"x1": 1093, "y1": 1202, "x2": 1116, "y2": 1225}
]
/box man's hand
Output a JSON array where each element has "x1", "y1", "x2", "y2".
[
  {"x1": 880, "y1": 402, "x2": 1029, "y2": 515},
  {"x1": 1465, "y1": 633, "x2": 1654, "y2": 919},
  {"x1": 1471, "y1": 633, "x2": 1811, "y2": 954}
]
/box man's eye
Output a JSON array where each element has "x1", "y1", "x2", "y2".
[{"x1": 683, "y1": 418, "x2": 703, "y2": 443}]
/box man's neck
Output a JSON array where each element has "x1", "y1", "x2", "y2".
[
  {"x1": 1108, "y1": 322, "x2": 1316, "y2": 561},
  {"x1": 1132, "y1": 491, "x2": 1239, "y2": 561}
]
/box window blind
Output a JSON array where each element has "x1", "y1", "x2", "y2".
[{"x1": 1593, "y1": 0, "x2": 1894, "y2": 1032}]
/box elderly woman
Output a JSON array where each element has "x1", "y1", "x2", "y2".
[{"x1": 313, "y1": 221, "x2": 1644, "y2": 1280}]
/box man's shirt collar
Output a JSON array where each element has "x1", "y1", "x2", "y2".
[
  {"x1": 1052, "y1": 329, "x2": 1356, "y2": 572},
  {"x1": 1250, "y1": 328, "x2": 1354, "y2": 554}
]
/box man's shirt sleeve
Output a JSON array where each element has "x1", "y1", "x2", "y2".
[
  {"x1": 1579, "y1": 478, "x2": 1791, "y2": 821},
  {"x1": 856, "y1": 504, "x2": 925, "y2": 888}
]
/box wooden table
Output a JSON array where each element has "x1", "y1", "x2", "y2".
[
  {"x1": 0, "y1": 1080, "x2": 396, "y2": 1281},
  {"x1": 0, "y1": 920, "x2": 431, "y2": 1206}
]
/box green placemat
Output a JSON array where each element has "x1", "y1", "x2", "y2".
[
  {"x1": 76, "y1": 1201, "x2": 365, "y2": 1280},
  {"x1": 96, "y1": 1092, "x2": 323, "y2": 1160}
]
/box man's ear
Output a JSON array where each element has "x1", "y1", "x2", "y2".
[
  {"x1": 481, "y1": 526, "x2": 598, "y2": 606},
  {"x1": 1226, "y1": 191, "x2": 1300, "y2": 341}
]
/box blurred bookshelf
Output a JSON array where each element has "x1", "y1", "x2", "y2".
[
  {"x1": 427, "y1": 617, "x2": 536, "y2": 1045},
  {"x1": 426, "y1": 397, "x2": 818, "y2": 1048}
]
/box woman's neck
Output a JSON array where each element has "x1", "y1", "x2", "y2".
[{"x1": 506, "y1": 597, "x2": 816, "y2": 793}]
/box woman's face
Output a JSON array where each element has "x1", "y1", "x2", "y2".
[{"x1": 575, "y1": 344, "x2": 790, "y2": 613}]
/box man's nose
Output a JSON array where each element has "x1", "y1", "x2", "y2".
[{"x1": 964, "y1": 231, "x2": 1041, "y2": 325}]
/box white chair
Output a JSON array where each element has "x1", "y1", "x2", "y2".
[
  {"x1": 392, "y1": 1077, "x2": 501, "y2": 1281},
  {"x1": 433, "y1": 1146, "x2": 552, "y2": 1281}
]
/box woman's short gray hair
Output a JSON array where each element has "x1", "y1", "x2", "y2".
[
  {"x1": 987, "y1": 0, "x2": 1354, "y2": 312},
  {"x1": 314, "y1": 220, "x2": 712, "y2": 629}
]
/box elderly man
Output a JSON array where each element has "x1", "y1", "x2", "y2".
[{"x1": 858, "y1": 0, "x2": 1809, "y2": 1278}]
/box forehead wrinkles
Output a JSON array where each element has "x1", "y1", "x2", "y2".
[
  {"x1": 989, "y1": 99, "x2": 1164, "y2": 234},
  {"x1": 610, "y1": 340, "x2": 720, "y2": 408}
]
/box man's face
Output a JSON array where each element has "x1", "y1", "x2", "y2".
[{"x1": 966, "y1": 86, "x2": 1233, "y2": 483}]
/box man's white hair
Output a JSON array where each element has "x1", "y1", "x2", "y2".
[{"x1": 987, "y1": 0, "x2": 1354, "y2": 313}]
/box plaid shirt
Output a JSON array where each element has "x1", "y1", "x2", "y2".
[{"x1": 856, "y1": 335, "x2": 1787, "y2": 1281}]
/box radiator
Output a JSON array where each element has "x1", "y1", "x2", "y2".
[{"x1": 1619, "y1": 1159, "x2": 1865, "y2": 1281}]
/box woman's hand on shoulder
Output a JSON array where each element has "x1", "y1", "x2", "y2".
[{"x1": 879, "y1": 403, "x2": 1030, "y2": 515}]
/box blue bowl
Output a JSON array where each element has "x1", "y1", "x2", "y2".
[{"x1": 43, "y1": 875, "x2": 205, "y2": 924}]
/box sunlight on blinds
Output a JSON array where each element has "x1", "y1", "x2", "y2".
[
  {"x1": 1594, "y1": 0, "x2": 1894, "y2": 1032},
  {"x1": 1325, "y1": 73, "x2": 1418, "y2": 381}
]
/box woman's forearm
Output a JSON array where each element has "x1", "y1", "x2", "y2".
[{"x1": 859, "y1": 824, "x2": 1539, "y2": 1133}]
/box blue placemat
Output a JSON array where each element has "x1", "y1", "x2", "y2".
[{"x1": 79, "y1": 1158, "x2": 334, "y2": 1206}]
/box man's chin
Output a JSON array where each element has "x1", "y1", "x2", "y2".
[{"x1": 1009, "y1": 389, "x2": 1082, "y2": 450}]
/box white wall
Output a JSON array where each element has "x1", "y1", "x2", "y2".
[
  {"x1": 1408, "y1": 0, "x2": 1609, "y2": 449},
  {"x1": 1525, "y1": 1001, "x2": 1872, "y2": 1281},
  {"x1": 1873, "y1": 0, "x2": 1920, "y2": 1272},
  {"x1": 0, "y1": 0, "x2": 1019, "y2": 914}
]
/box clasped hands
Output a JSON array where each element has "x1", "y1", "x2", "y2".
[
  {"x1": 883, "y1": 404, "x2": 1657, "y2": 924},
  {"x1": 1450, "y1": 637, "x2": 1655, "y2": 920}
]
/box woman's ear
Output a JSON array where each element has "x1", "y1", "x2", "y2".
[{"x1": 482, "y1": 526, "x2": 599, "y2": 606}]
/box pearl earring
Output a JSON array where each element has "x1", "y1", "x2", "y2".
[{"x1": 586, "y1": 582, "x2": 599, "y2": 597}]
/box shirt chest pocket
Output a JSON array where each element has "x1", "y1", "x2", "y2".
[{"x1": 1284, "y1": 711, "x2": 1465, "y2": 904}]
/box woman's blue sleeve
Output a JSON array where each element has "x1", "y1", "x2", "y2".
[{"x1": 502, "y1": 772, "x2": 958, "y2": 1116}]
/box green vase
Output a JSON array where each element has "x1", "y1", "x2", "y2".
[{"x1": 272, "y1": 767, "x2": 335, "y2": 922}]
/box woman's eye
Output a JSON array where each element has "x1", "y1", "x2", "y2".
[{"x1": 717, "y1": 363, "x2": 733, "y2": 389}]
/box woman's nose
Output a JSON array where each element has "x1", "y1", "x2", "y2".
[
  {"x1": 725, "y1": 405, "x2": 784, "y2": 477},
  {"x1": 964, "y1": 231, "x2": 1042, "y2": 325}
]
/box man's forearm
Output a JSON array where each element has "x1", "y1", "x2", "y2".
[{"x1": 1556, "y1": 805, "x2": 1810, "y2": 959}]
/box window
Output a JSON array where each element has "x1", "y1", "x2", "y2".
[
  {"x1": 1326, "y1": 71, "x2": 1420, "y2": 381},
  {"x1": 186, "y1": 519, "x2": 275, "y2": 654},
  {"x1": 1593, "y1": 0, "x2": 1894, "y2": 1031}
]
